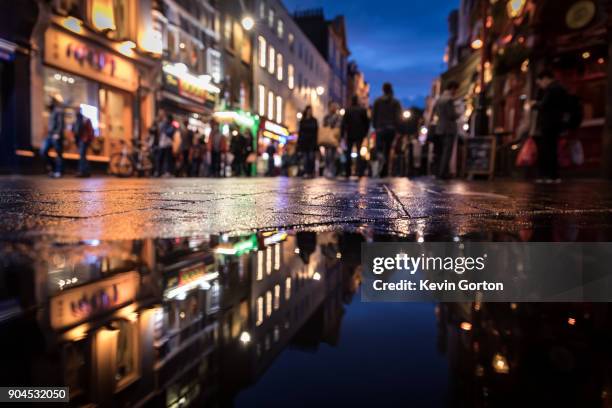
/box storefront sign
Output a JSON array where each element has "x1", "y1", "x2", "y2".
[
  {"x1": 261, "y1": 120, "x2": 290, "y2": 143},
  {"x1": 566, "y1": 1, "x2": 596, "y2": 30},
  {"x1": 50, "y1": 271, "x2": 140, "y2": 329},
  {"x1": 162, "y1": 62, "x2": 218, "y2": 106},
  {"x1": 44, "y1": 27, "x2": 138, "y2": 92}
]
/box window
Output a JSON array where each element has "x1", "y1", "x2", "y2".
[
  {"x1": 277, "y1": 19, "x2": 284, "y2": 39},
  {"x1": 268, "y1": 91, "x2": 274, "y2": 120},
  {"x1": 258, "y1": 85, "x2": 266, "y2": 117},
  {"x1": 288, "y1": 64, "x2": 294, "y2": 89},
  {"x1": 288, "y1": 33, "x2": 294, "y2": 52},
  {"x1": 277, "y1": 53, "x2": 283, "y2": 81},
  {"x1": 259, "y1": 0, "x2": 266, "y2": 19},
  {"x1": 266, "y1": 246, "x2": 272, "y2": 275},
  {"x1": 274, "y1": 284, "x2": 280, "y2": 310},
  {"x1": 257, "y1": 249, "x2": 264, "y2": 280},
  {"x1": 268, "y1": 46, "x2": 275, "y2": 74},
  {"x1": 285, "y1": 277, "x2": 291, "y2": 300},
  {"x1": 224, "y1": 17, "x2": 233, "y2": 49},
  {"x1": 258, "y1": 36, "x2": 267, "y2": 68},
  {"x1": 256, "y1": 296, "x2": 264, "y2": 326},
  {"x1": 114, "y1": 319, "x2": 139, "y2": 389},
  {"x1": 268, "y1": 8, "x2": 275, "y2": 28},
  {"x1": 206, "y1": 48, "x2": 222, "y2": 83},
  {"x1": 266, "y1": 290, "x2": 272, "y2": 317},
  {"x1": 276, "y1": 96, "x2": 283, "y2": 124}
]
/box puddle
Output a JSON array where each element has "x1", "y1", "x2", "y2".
[{"x1": 0, "y1": 230, "x2": 611, "y2": 407}]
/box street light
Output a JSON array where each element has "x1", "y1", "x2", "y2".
[
  {"x1": 402, "y1": 110, "x2": 412, "y2": 119},
  {"x1": 316, "y1": 86, "x2": 325, "y2": 96},
  {"x1": 241, "y1": 16, "x2": 254, "y2": 31}
]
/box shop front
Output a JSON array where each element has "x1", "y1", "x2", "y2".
[
  {"x1": 35, "y1": 24, "x2": 149, "y2": 164},
  {"x1": 160, "y1": 61, "x2": 220, "y2": 136},
  {"x1": 257, "y1": 119, "x2": 293, "y2": 175}
]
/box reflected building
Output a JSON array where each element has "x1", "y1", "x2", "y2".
[{"x1": 0, "y1": 230, "x2": 360, "y2": 407}]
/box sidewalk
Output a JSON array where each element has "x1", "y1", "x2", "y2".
[{"x1": 0, "y1": 176, "x2": 611, "y2": 240}]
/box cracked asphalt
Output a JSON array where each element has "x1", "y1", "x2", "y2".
[{"x1": 1, "y1": 176, "x2": 612, "y2": 241}]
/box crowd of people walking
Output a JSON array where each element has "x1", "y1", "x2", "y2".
[{"x1": 40, "y1": 71, "x2": 579, "y2": 182}]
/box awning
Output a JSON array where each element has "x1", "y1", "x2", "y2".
[
  {"x1": 440, "y1": 52, "x2": 481, "y2": 97},
  {"x1": 160, "y1": 90, "x2": 213, "y2": 117}
]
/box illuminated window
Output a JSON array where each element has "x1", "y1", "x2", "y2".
[
  {"x1": 258, "y1": 85, "x2": 265, "y2": 116},
  {"x1": 266, "y1": 246, "x2": 272, "y2": 275},
  {"x1": 259, "y1": 1, "x2": 265, "y2": 19},
  {"x1": 276, "y1": 96, "x2": 283, "y2": 124},
  {"x1": 288, "y1": 64, "x2": 294, "y2": 89},
  {"x1": 206, "y1": 48, "x2": 222, "y2": 83},
  {"x1": 268, "y1": 8, "x2": 275, "y2": 28},
  {"x1": 277, "y1": 53, "x2": 283, "y2": 81},
  {"x1": 285, "y1": 277, "x2": 291, "y2": 300},
  {"x1": 256, "y1": 296, "x2": 264, "y2": 326},
  {"x1": 274, "y1": 244, "x2": 281, "y2": 270},
  {"x1": 224, "y1": 17, "x2": 233, "y2": 48},
  {"x1": 274, "y1": 284, "x2": 280, "y2": 310},
  {"x1": 288, "y1": 33, "x2": 295, "y2": 52},
  {"x1": 268, "y1": 91, "x2": 274, "y2": 120},
  {"x1": 277, "y1": 19, "x2": 284, "y2": 39},
  {"x1": 258, "y1": 36, "x2": 267, "y2": 68},
  {"x1": 266, "y1": 290, "x2": 272, "y2": 316},
  {"x1": 268, "y1": 46, "x2": 276, "y2": 74},
  {"x1": 257, "y1": 249, "x2": 264, "y2": 280},
  {"x1": 92, "y1": 0, "x2": 116, "y2": 32}
]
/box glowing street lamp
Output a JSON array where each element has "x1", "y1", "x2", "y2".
[
  {"x1": 402, "y1": 110, "x2": 412, "y2": 119},
  {"x1": 242, "y1": 16, "x2": 255, "y2": 31},
  {"x1": 316, "y1": 86, "x2": 325, "y2": 96}
]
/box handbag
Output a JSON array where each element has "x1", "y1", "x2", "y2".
[
  {"x1": 570, "y1": 139, "x2": 584, "y2": 166},
  {"x1": 318, "y1": 126, "x2": 340, "y2": 148},
  {"x1": 515, "y1": 137, "x2": 537, "y2": 167}
]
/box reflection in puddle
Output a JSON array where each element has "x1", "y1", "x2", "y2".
[{"x1": 0, "y1": 231, "x2": 611, "y2": 407}]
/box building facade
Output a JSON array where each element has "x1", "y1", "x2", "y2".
[
  {"x1": 347, "y1": 61, "x2": 370, "y2": 108},
  {"x1": 293, "y1": 9, "x2": 350, "y2": 107},
  {"x1": 27, "y1": 0, "x2": 162, "y2": 167},
  {"x1": 156, "y1": 0, "x2": 222, "y2": 132},
  {"x1": 252, "y1": 0, "x2": 330, "y2": 140}
]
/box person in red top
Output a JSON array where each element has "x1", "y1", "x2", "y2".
[{"x1": 74, "y1": 109, "x2": 94, "y2": 177}]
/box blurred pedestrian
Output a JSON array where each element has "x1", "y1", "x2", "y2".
[
  {"x1": 178, "y1": 119, "x2": 194, "y2": 177},
  {"x1": 156, "y1": 113, "x2": 175, "y2": 177},
  {"x1": 244, "y1": 129, "x2": 255, "y2": 176},
  {"x1": 533, "y1": 69, "x2": 569, "y2": 183},
  {"x1": 230, "y1": 127, "x2": 247, "y2": 176},
  {"x1": 40, "y1": 97, "x2": 65, "y2": 178},
  {"x1": 372, "y1": 82, "x2": 402, "y2": 177},
  {"x1": 209, "y1": 120, "x2": 224, "y2": 177},
  {"x1": 190, "y1": 133, "x2": 206, "y2": 177},
  {"x1": 433, "y1": 81, "x2": 459, "y2": 179},
  {"x1": 321, "y1": 102, "x2": 342, "y2": 178},
  {"x1": 73, "y1": 109, "x2": 94, "y2": 177},
  {"x1": 265, "y1": 141, "x2": 277, "y2": 176},
  {"x1": 297, "y1": 106, "x2": 318, "y2": 178},
  {"x1": 342, "y1": 95, "x2": 370, "y2": 177}
]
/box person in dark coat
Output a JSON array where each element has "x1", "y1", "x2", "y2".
[
  {"x1": 297, "y1": 105, "x2": 318, "y2": 178},
  {"x1": 40, "y1": 97, "x2": 65, "y2": 178},
  {"x1": 372, "y1": 82, "x2": 402, "y2": 177},
  {"x1": 534, "y1": 69, "x2": 568, "y2": 183},
  {"x1": 342, "y1": 95, "x2": 370, "y2": 177},
  {"x1": 179, "y1": 120, "x2": 194, "y2": 176}
]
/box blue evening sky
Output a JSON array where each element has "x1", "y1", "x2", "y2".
[{"x1": 283, "y1": 0, "x2": 457, "y2": 108}]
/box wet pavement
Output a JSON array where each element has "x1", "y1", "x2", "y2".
[
  {"x1": 1, "y1": 176, "x2": 612, "y2": 240},
  {"x1": 2, "y1": 177, "x2": 612, "y2": 407}
]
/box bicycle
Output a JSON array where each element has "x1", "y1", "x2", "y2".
[{"x1": 109, "y1": 139, "x2": 154, "y2": 177}]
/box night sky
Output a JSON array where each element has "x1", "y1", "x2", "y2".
[{"x1": 283, "y1": 0, "x2": 457, "y2": 108}]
